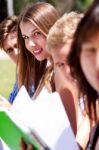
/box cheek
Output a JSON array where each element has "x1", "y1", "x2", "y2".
[
  {"x1": 63, "y1": 66, "x2": 71, "y2": 81},
  {"x1": 13, "y1": 37, "x2": 17, "y2": 43},
  {"x1": 24, "y1": 41, "x2": 31, "y2": 52},
  {"x1": 80, "y1": 54, "x2": 94, "y2": 83},
  {"x1": 39, "y1": 37, "x2": 46, "y2": 48},
  {"x1": 80, "y1": 54, "x2": 88, "y2": 75},
  {"x1": 25, "y1": 41, "x2": 28, "y2": 49},
  {"x1": 24, "y1": 42, "x2": 32, "y2": 54},
  {"x1": 61, "y1": 66, "x2": 68, "y2": 75}
]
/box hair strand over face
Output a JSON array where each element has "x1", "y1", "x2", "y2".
[{"x1": 17, "y1": 2, "x2": 59, "y2": 94}]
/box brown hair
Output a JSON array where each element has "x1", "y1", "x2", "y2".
[
  {"x1": 0, "y1": 16, "x2": 18, "y2": 50},
  {"x1": 17, "y1": 2, "x2": 59, "y2": 93},
  {"x1": 68, "y1": 1, "x2": 99, "y2": 123}
]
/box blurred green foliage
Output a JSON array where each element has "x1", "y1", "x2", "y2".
[
  {"x1": 0, "y1": 0, "x2": 95, "y2": 20},
  {"x1": 14, "y1": 0, "x2": 38, "y2": 15},
  {"x1": 73, "y1": 0, "x2": 94, "y2": 12},
  {"x1": 14, "y1": 0, "x2": 64, "y2": 16},
  {"x1": 0, "y1": 60, "x2": 16, "y2": 99},
  {"x1": 14, "y1": 0, "x2": 94, "y2": 16}
]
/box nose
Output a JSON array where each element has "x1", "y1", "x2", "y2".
[
  {"x1": 26, "y1": 38, "x2": 36, "y2": 50},
  {"x1": 11, "y1": 37, "x2": 17, "y2": 47},
  {"x1": 66, "y1": 65, "x2": 71, "y2": 75}
]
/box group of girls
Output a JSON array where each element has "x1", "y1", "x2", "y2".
[{"x1": 0, "y1": 0, "x2": 99, "y2": 149}]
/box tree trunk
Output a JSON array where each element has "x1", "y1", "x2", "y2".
[{"x1": 6, "y1": 0, "x2": 14, "y2": 16}]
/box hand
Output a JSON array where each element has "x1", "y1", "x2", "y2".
[
  {"x1": 0, "y1": 95, "x2": 11, "y2": 108},
  {"x1": 20, "y1": 139, "x2": 33, "y2": 150}
]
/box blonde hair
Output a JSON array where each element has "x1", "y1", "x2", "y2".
[{"x1": 46, "y1": 11, "x2": 83, "y2": 52}]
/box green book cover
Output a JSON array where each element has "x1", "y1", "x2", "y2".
[
  {"x1": 0, "y1": 86, "x2": 79, "y2": 150},
  {"x1": 0, "y1": 111, "x2": 49, "y2": 150}
]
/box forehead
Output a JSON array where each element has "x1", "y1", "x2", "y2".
[
  {"x1": 83, "y1": 30, "x2": 99, "y2": 43},
  {"x1": 51, "y1": 41, "x2": 72, "y2": 61},
  {"x1": 20, "y1": 20, "x2": 46, "y2": 36},
  {"x1": 20, "y1": 21, "x2": 37, "y2": 35},
  {"x1": 82, "y1": 33, "x2": 99, "y2": 49},
  {"x1": 3, "y1": 31, "x2": 17, "y2": 50}
]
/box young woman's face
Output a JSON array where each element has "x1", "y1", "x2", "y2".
[
  {"x1": 80, "y1": 33, "x2": 99, "y2": 92},
  {"x1": 51, "y1": 40, "x2": 72, "y2": 81},
  {"x1": 3, "y1": 31, "x2": 18, "y2": 64},
  {"x1": 20, "y1": 21, "x2": 48, "y2": 61}
]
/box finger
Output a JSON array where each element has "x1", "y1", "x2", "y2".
[
  {"x1": 0, "y1": 101, "x2": 11, "y2": 108},
  {"x1": 0, "y1": 95, "x2": 7, "y2": 101},
  {"x1": 20, "y1": 139, "x2": 27, "y2": 150},
  {"x1": 27, "y1": 145, "x2": 33, "y2": 150}
]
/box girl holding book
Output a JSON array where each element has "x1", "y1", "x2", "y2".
[
  {"x1": 17, "y1": 2, "x2": 59, "y2": 99},
  {"x1": 17, "y1": 2, "x2": 78, "y2": 137},
  {"x1": 17, "y1": 2, "x2": 59, "y2": 150}
]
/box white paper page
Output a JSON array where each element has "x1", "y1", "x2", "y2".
[
  {"x1": 10, "y1": 86, "x2": 79, "y2": 150},
  {"x1": 10, "y1": 86, "x2": 32, "y2": 113},
  {"x1": 0, "y1": 106, "x2": 10, "y2": 112},
  {"x1": 0, "y1": 138, "x2": 11, "y2": 150},
  {"x1": 26, "y1": 91, "x2": 78, "y2": 150}
]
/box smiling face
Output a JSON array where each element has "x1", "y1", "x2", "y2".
[
  {"x1": 20, "y1": 21, "x2": 48, "y2": 61},
  {"x1": 80, "y1": 33, "x2": 99, "y2": 92}
]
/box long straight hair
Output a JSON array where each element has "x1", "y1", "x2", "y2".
[
  {"x1": 17, "y1": 2, "x2": 59, "y2": 93},
  {"x1": 68, "y1": 0, "x2": 99, "y2": 123}
]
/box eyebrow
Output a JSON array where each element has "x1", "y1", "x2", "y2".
[
  {"x1": 31, "y1": 28, "x2": 39, "y2": 34},
  {"x1": 22, "y1": 28, "x2": 39, "y2": 37},
  {"x1": 55, "y1": 60, "x2": 66, "y2": 66}
]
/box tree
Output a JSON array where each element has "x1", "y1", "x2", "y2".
[
  {"x1": 13, "y1": 0, "x2": 38, "y2": 15},
  {"x1": 6, "y1": 0, "x2": 14, "y2": 16},
  {"x1": 73, "y1": 0, "x2": 94, "y2": 12},
  {"x1": 13, "y1": 0, "x2": 75, "y2": 16}
]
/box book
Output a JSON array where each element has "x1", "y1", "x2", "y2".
[
  {"x1": 0, "y1": 86, "x2": 79, "y2": 150},
  {"x1": 0, "y1": 137, "x2": 11, "y2": 150}
]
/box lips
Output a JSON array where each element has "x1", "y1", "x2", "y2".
[{"x1": 33, "y1": 48, "x2": 43, "y2": 55}]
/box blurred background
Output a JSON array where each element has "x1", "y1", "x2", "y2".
[
  {"x1": 0, "y1": 0, "x2": 94, "y2": 22},
  {"x1": 0, "y1": 0, "x2": 94, "y2": 98}
]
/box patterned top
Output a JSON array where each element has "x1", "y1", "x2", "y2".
[
  {"x1": 8, "y1": 75, "x2": 34, "y2": 104},
  {"x1": 8, "y1": 80, "x2": 19, "y2": 104}
]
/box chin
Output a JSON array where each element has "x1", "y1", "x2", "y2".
[
  {"x1": 95, "y1": 87, "x2": 99, "y2": 93},
  {"x1": 36, "y1": 56, "x2": 47, "y2": 61},
  {"x1": 36, "y1": 58, "x2": 44, "y2": 61}
]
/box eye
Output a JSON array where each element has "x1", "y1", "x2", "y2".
[
  {"x1": 84, "y1": 47, "x2": 97, "y2": 56},
  {"x1": 6, "y1": 48, "x2": 13, "y2": 53},
  {"x1": 56, "y1": 62, "x2": 65, "y2": 68},
  {"x1": 89, "y1": 48, "x2": 96, "y2": 52},
  {"x1": 22, "y1": 35, "x2": 29, "y2": 40},
  {"x1": 34, "y1": 31, "x2": 42, "y2": 37}
]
